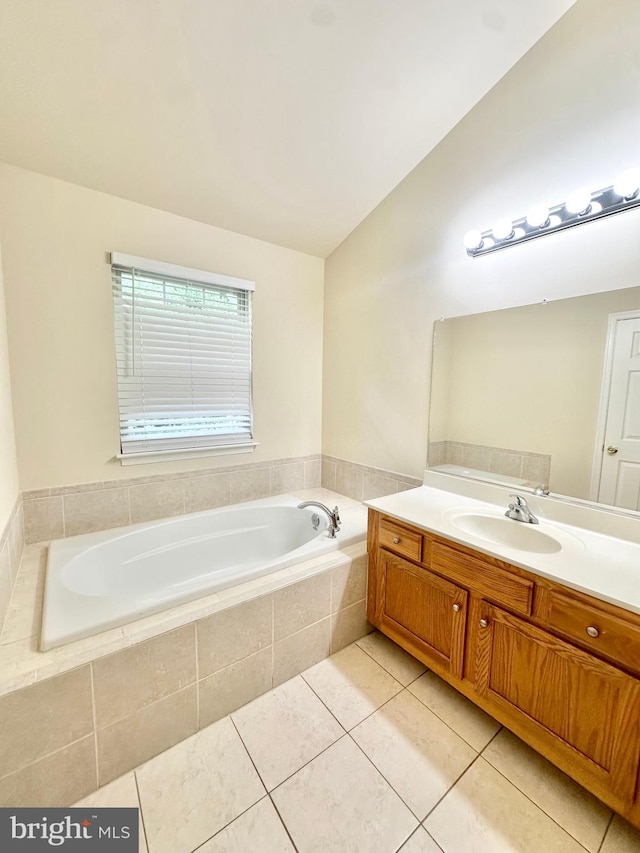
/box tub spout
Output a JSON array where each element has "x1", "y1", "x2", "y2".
[{"x1": 297, "y1": 501, "x2": 341, "y2": 538}]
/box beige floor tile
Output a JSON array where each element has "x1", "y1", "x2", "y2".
[
  {"x1": 425, "y1": 758, "x2": 586, "y2": 853},
  {"x1": 271, "y1": 735, "x2": 417, "y2": 852},
  {"x1": 351, "y1": 691, "x2": 476, "y2": 820},
  {"x1": 484, "y1": 729, "x2": 611, "y2": 852},
  {"x1": 136, "y1": 716, "x2": 265, "y2": 853},
  {"x1": 73, "y1": 772, "x2": 148, "y2": 852},
  {"x1": 398, "y1": 827, "x2": 443, "y2": 853},
  {"x1": 356, "y1": 631, "x2": 427, "y2": 686},
  {"x1": 231, "y1": 675, "x2": 343, "y2": 791},
  {"x1": 302, "y1": 643, "x2": 402, "y2": 730},
  {"x1": 601, "y1": 815, "x2": 640, "y2": 852},
  {"x1": 197, "y1": 797, "x2": 295, "y2": 852},
  {"x1": 408, "y1": 671, "x2": 500, "y2": 750}
]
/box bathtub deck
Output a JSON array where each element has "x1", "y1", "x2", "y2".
[{"x1": 0, "y1": 488, "x2": 367, "y2": 697}]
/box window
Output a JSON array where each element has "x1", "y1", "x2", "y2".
[{"x1": 111, "y1": 253, "x2": 255, "y2": 463}]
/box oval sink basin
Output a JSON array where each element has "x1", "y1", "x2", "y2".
[{"x1": 448, "y1": 512, "x2": 563, "y2": 554}]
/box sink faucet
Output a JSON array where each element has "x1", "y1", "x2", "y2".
[
  {"x1": 297, "y1": 501, "x2": 341, "y2": 538},
  {"x1": 505, "y1": 494, "x2": 539, "y2": 525}
]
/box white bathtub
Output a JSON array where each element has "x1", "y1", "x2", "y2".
[{"x1": 42, "y1": 495, "x2": 365, "y2": 651}]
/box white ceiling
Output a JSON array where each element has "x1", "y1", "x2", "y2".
[{"x1": 0, "y1": 0, "x2": 577, "y2": 257}]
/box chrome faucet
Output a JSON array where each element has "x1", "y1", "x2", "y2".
[
  {"x1": 297, "y1": 501, "x2": 341, "y2": 538},
  {"x1": 505, "y1": 494, "x2": 539, "y2": 524}
]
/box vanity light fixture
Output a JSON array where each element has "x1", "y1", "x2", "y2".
[{"x1": 463, "y1": 168, "x2": 640, "y2": 257}]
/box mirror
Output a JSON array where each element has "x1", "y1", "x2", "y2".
[{"x1": 428, "y1": 285, "x2": 640, "y2": 511}]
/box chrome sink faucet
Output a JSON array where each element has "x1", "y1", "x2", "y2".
[
  {"x1": 297, "y1": 501, "x2": 341, "y2": 538},
  {"x1": 505, "y1": 494, "x2": 539, "y2": 525}
]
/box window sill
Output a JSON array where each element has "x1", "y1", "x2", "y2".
[{"x1": 116, "y1": 442, "x2": 259, "y2": 466}]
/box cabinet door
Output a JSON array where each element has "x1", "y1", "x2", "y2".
[
  {"x1": 379, "y1": 550, "x2": 467, "y2": 678},
  {"x1": 476, "y1": 603, "x2": 640, "y2": 805}
]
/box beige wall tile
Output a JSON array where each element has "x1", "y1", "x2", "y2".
[
  {"x1": 197, "y1": 595, "x2": 273, "y2": 677},
  {"x1": 270, "y1": 462, "x2": 305, "y2": 495},
  {"x1": 362, "y1": 472, "x2": 398, "y2": 501},
  {"x1": 304, "y1": 459, "x2": 322, "y2": 489},
  {"x1": 24, "y1": 496, "x2": 63, "y2": 544},
  {"x1": 321, "y1": 459, "x2": 336, "y2": 490},
  {"x1": 97, "y1": 685, "x2": 197, "y2": 785},
  {"x1": 335, "y1": 463, "x2": 363, "y2": 501},
  {"x1": 229, "y1": 467, "x2": 271, "y2": 503},
  {"x1": 273, "y1": 618, "x2": 331, "y2": 687},
  {"x1": 199, "y1": 647, "x2": 273, "y2": 728},
  {"x1": 129, "y1": 480, "x2": 185, "y2": 524},
  {"x1": 0, "y1": 665, "x2": 93, "y2": 777},
  {"x1": 93, "y1": 625, "x2": 196, "y2": 728},
  {"x1": 330, "y1": 599, "x2": 372, "y2": 653},
  {"x1": 331, "y1": 555, "x2": 367, "y2": 613},
  {"x1": 0, "y1": 735, "x2": 97, "y2": 807},
  {"x1": 489, "y1": 451, "x2": 523, "y2": 478},
  {"x1": 1, "y1": 558, "x2": 44, "y2": 643},
  {"x1": 183, "y1": 473, "x2": 231, "y2": 514},
  {"x1": 273, "y1": 574, "x2": 331, "y2": 641},
  {"x1": 64, "y1": 488, "x2": 130, "y2": 536},
  {"x1": 461, "y1": 445, "x2": 491, "y2": 471},
  {"x1": 8, "y1": 504, "x2": 24, "y2": 583},
  {"x1": 521, "y1": 453, "x2": 551, "y2": 486}
]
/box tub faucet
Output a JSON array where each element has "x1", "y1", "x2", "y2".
[
  {"x1": 505, "y1": 494, "x2": 539, "y2": 524},
  {"x1": 297, "y1": 501, "x2": 341, "y2": 538}
]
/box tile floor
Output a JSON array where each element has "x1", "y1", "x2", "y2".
[{"x1": 74, "y1": 632, "x2": 640, "y2": 852}]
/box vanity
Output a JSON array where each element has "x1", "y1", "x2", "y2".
[{"x1": 365, "y1": 481, "x2": 640, "y2": 827}]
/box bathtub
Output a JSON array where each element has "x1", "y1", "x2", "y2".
[{"x1": 42, "y1": 494, "x2": 365, "y2": 651}]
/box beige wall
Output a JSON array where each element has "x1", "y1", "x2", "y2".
[
  {"x1": 438, "y1": 288, "x2": 640, "y2": 498},
  {"x1": 0, "y1": 164, "x2": 324, "y2": 490},
  {"x1": 0, "y1": 240, "x2": 19, "y2": 529},
  {"x1": 323, "y1": 0, "x2": 640, "y2": 480}
]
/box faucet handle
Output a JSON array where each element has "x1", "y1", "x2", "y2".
[
  {"x1": 332, "y1": 506, "x2": 341, "y2": 528},
  {"x1": 509, "y1": 494, "x2": 527, "y2": 506}
]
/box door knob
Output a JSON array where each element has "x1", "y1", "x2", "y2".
[
  {"x1": 607, "y1": 446, "x2": 618, "y2": 455},
  {"x1": 479, "y1": 618, "x2": 489, "y2": 628}
]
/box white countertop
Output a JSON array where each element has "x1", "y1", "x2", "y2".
[{"x1": 365, "y1": 485, "x2": 640, "y2": 616}]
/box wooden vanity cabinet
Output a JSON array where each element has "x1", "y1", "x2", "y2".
[{"x1": 367, "y1": 509, "x2": 640, "y2": 825}]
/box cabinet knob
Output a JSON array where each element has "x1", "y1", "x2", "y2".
[
  {"x1": 586, "y1": 625, "x2": 600, "y2": 638},
  {"x1": 479, "y1": 618, "x2": 489, "y2": 628},
  {"x1": 393, "y1": 537, "x2": 400, "y2": 544},
  {"x1": 452, "y1": 603, "x2": 461, "y2": 612}
]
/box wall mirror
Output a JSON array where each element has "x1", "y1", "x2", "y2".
[{"x1": 427, "y1": 285, "x2": 640, "y2": 512}]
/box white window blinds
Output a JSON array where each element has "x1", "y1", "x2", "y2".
[{"x1": 111, "y1": 254, "x2": 254, "y2": 458}]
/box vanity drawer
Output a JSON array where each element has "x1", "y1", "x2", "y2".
[
  {"x1": 379, "y1": 518, "x2": 423, "y2": 563},
  {"x1": 431, "y1": 542, "x2": 533, "y2": 615},
  {"x1": 542, "y1": 591, "x2": 640, "y2": 673}
]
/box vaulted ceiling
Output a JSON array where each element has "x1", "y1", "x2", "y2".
[{"x1": 0, "y1": 0, "x2": 577, "y2": 256}]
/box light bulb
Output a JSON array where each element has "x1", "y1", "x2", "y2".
[
  {"x1": 613, "y1": 168, "x2": 640, "y2": 199},
  {"x1": 526, "y1": 204, "x2": 550, "y2": 228},
  {"x1": 566, "y1": 187, "x2": 592, "y2": 215},
  {"x1": 463, "y1": 229, "x2": 483, "y2": 251},
  {"x1": 492, "y1": 218, "x2": 514, "y2": 240}
]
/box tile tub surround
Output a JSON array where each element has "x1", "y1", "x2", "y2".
[
  {"x1": 427, "y1": 440, "x2": 551, "y2": 486},
  {"x1": 0, "y1": 496, "x2": 24, "y2": 635},
  {"x1": 0, "y1": 509, "x2": 370, "y2": 804},
  {"x1": 70, "y1": 634, "x2": 636, "y2": 853},
  {"x1": 21, "y1": 453, "x2": 322, "y2": 544},
  {"x1": 321, "y1": 454, "x2": 423, "y2": 502}
]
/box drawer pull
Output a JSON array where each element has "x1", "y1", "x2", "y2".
[
  {"x1": 452, "y1": 603, "x2": 461, "y2": 612},
  {"x1": 586, "y1": 625, "x2": 600, "y2": 639},
  {"x1": 479, "y1": 618, "x2": 489, "y2": 628},
  {"x1": 393, "y1": 537, "x2": 401, "y2": 544}
]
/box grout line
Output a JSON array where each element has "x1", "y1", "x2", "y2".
[
  {"x1": 354, "y1": 633, "x2": 427, "y2": 688},
  {"x1": 132, "y1": 769, "x2": 150, "y2": 852},
  {"x1": 422, "y1": 827, "x2": 445, "y2": 853},
  {"x1": 421, "y1": 750, "x2": 484, "y2": 825},
  {"x1": 194, "y1": 622, "x2": 200, "y2": 731},
  {"x1": 89, "y1": 663, "x2": 100, "y2": 789},
  {"x1": 482, "y1": 754, "x2": 599, "y2": 853},
  {"x1": 228, "y1": 715, "x2": 270, "y2": 794},
  {"x1": 268, "y1": 792, "x2": 300, "y2": 852},
  {"x1": 0, "y1": 730, "x2": 97, "y2": 785},
  {"x1": 597, "y1": 812, "x2": 615, "y2": 853}
]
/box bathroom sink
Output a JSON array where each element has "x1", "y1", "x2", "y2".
[{"x1": 446, "y1": 512, "x2": 563, "y2": 554}]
